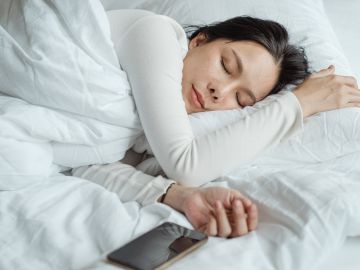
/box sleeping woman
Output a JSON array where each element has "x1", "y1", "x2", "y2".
[{"x1": 72, "y1": 10, "x2": 360, "y2": 238}]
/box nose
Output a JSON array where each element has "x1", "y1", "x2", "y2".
[{"x1": 209, "y1": 80, "x2": 238, "y2": 103}]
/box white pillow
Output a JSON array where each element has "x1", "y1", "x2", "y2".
[
  {"x1": 100, "y1": 0, "x2": 352, "y2": 75},
  {"x1": 102, "y1": 0, "x2": 360, "y2": 170}
]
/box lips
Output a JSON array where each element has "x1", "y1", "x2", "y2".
[{"x1": 191, "y1": 85, "x2": 205, "y2": 109}]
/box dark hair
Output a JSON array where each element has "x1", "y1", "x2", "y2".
[{"x1": 186, "y1": 16, "x2": 310, "y2": 94}]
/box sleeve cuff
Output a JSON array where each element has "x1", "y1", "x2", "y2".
[
  {"x1": 140, "y1": 175, "x2": 176, "y2": 206},
  {"x1": 277, "y1": 91, "x2": 304, "y2": 141}
]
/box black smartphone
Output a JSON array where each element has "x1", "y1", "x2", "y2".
[{"x1": 107, "y1": 222, "x2": 208, "y2": 270}]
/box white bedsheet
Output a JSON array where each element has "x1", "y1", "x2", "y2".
[
  {"x1": 1, "y1": 0, "x2": 360, "y2": 270},
  {"x1": 2, "y1": 159, "x2": 360, "y2": 270}
]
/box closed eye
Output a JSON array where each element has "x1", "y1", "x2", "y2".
[{"x1": 221, "y1": 58, "x2": 230, "y2": 74}]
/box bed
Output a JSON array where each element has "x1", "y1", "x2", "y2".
[{"x1": 0, "y1": 0, "x2": 359, "y2": 269}]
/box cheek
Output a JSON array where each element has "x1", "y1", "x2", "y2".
[
  {"x1": 190, "y1": 50, "x2": 218, "y2": 77},
  {"x1": 211, "y1": 97, "x2": 239, "y2": 111},
  {"x1": 224, "y1": 99, "x2": 239, "y2": 110}
]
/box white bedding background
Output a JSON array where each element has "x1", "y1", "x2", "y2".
[
  {"x1": 0, "y1": 0, "x2": 360, "y2": 270},
  {"x1": 325, "y1": 0, "x2": 360, "y2": 82}
]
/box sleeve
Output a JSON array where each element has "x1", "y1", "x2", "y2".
[
  {"x1": 71, "y1": 161, "x2": 175, "y2": 206},
  {"x1": 115, "y1": 14, "x2": 303, "y2": 186}
]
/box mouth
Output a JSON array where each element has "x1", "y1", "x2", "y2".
[{"x1": 191, "y1": 85, "x2": 205, "y2": 109}]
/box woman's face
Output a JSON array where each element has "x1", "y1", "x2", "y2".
[{"x1": 182, "y1": 34, "x2": 280, "y2": 114}]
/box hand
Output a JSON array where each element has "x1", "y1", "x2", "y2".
[
  {"x1": 293, "y1": 65, "x2": 360, "y2": 117},
  {"x1": 163, "y1": 184, "x2": 258, "y2": 238}
]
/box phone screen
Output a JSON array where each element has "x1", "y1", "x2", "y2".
[{"x1": 107, "y1": 222, "x2": 208, "y2": 270}]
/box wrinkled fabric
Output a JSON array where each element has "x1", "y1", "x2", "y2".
[
  {"x1": 0, "y1": 0, "x2": 359, "y2": 270},
  {"x1": 0, "y1": 0, "x2": 142, "y2": 187}
]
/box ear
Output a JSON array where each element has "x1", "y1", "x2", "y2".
[{"x1": 188, "y1": 33, "x2": 207, "y2": 50}]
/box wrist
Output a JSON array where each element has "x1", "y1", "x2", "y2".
[
  {"x1": 293, "y1": 90, "x2": 312, "y2": 118},
  {"x1": 163, "y1": 184, "x2": 196, "y2": 213},
  {"x1": 158, "y1": 183, "x2": 175, "y2": 204}
]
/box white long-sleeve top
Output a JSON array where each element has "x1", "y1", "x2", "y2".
[
  {"x1": 72, "y1": 10, "x2": 303, "y2": 206},
  {"x1": 72, "y1": 150, "x2": 174, "y2": 206}
]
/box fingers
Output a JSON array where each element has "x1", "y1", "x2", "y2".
[
  {"x1": 310, "y1": 65, "x2": 358, "y2": 88},
  {"x1": 204, "y1": 200, "x2": 250, "y2": 238},
  {"x1": 230, "y1": 199, "x2": 250, "y2": 237},
  {"x1": 348, "y1": 87, "x2": 360, "y2": 97},
  {"x1": 331, "y1": 75, "x2": 358, "y2": 89},
  {"x1": 344, "y1": 98, "x2": 360, "y2": 108},
  {"x1": 311, "y1": 64, "x2": 358, "y2": 88},
  {"x1": 310, "y1": 65, "x2": 335, "y2": 78},
  {"x1": 213, "y1": 199, "x2": 258, "y2": 238},
  {"x1": 239, "y1": 196, "x2": 252, "y2": 209},
  {"x1": 230, "y1": 189, "x2": 252, "y2": 208},
  {"x1": 205, "y1": 215, "x2": 217, "y2": 236},
  {"x1": 347, "y1": 93, "x2": 360, "y2": 104},
  {"x1": 300, "y1": 65, "x2": 359, "y2": 114},
  {"x1": 246, "y1": 204, "x2": 258, "y2": 231},
  {"x1": 335, "y1": 86, "x2": 360, "y2": 108},
  {"x1": 214, "y1": 200, "x2": 232, "y2": 237},
  {"x1": 202, "y1": 194, "x2": 259, "y2": 238},
  {"x1": 344, "y1": 76, "x2": 358, "y2": 89}
]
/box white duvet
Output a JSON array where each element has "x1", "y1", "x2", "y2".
[
  {"x1": 0, "y1": 0, "x2": 359, "y2": 270},
  {"x1": 0, "y1": 0, "x2": 143, "y2": 184}
]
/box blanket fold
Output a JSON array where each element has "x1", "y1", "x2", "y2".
[{"x1": 0, "y1": 0, "x2": 142, "y2": 184}]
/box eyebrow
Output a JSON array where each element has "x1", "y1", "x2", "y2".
[{"x1": 231, "y1": 48, "x2": 257, "y2": 104}]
